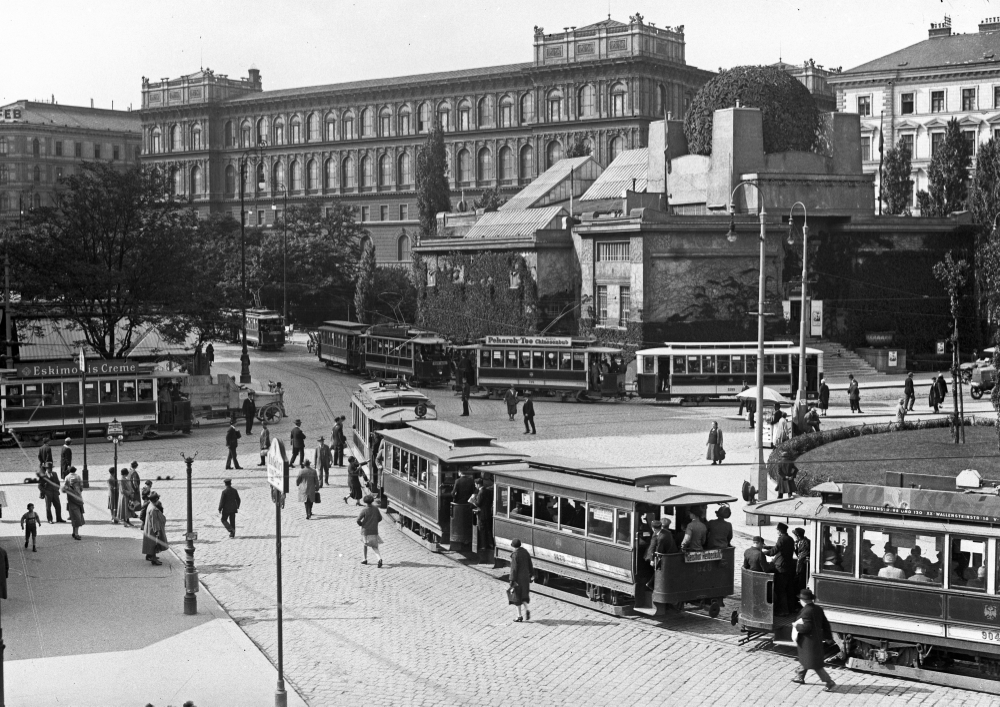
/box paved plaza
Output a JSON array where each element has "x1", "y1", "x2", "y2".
[{"x1": 1, "y1": 341, "x2": 995, "y2": 706}]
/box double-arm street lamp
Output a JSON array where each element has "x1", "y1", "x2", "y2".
[
  {"x1": 788, "y1": 202, "x2": 810, "y2": 400},
  {"x1": 238, "y1": 142, "x2": 266, "y2": 384},
  {"x1": 271, "y1": 184, "x2": 288, "y2": 326}
]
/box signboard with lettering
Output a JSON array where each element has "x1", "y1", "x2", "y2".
[
  {"x1": 0, "y1": 108, "x2": 24, "y2": 123},
  {"x1": 15, "y1": 360, "x2": 139, "y2": 378},
  {"x1": 267, "y1": 438, "x2": 290, "y2": 493},
  {"x1": 485, "y1": 335, "x2": 573, "y2": 348},
  {"x1": 843, "y1": 483, "x2": 1000, "y2": 525},
  {"x1": 684, "y1": 549, "x2": 723, "y2": 563}
]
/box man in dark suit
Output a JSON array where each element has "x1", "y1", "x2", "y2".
[
  {"x1": 744, "y1": 536, "x2": 772, "y2": 573},
  {"x1": 522, "y1": 394, "x2": 536, "y2": 434},
  {"x1": 60, "y1": 438, "x2": 73, "y2": 479},
  {"x1": 218, "y1": 478, "x2": 242, "y2": 538},
  {"x1": 792, "y1": 588, "x2": 836, "y2": 691},
  {"x1": 242, "y1": 393, "x2": 256, "y2": 435},
  {"x1": 460, "y1": 382, "x2": 470, "y2": 416},
  {"x1": 903, "y1": 372, "x2": 915, "y2": 411},
  {"x1": 935, "y1": 373, "x2": 948, "y2": 409},
  {"x1": 290, "y1": 419, "x2": 306, "y2": 468},
  {"x1": 473, "y1": 477, "x2": 494, "y2": 555},
  {"x1": 225, "y1": 422, "x2": 242, "y2": 470},
  {"x1": 37, "y1": 437, "x2": 53, "y2": 473},
  {"x1": 38, "y1": 462, "x2": 64, "y2": 523},
  {"x1": 332, "y1": 417, "x2": 346, "y2": 467},
  {"x1": 765, "y1": 523, "x2": 797, "y2": 615},
  {"x1": 314, "y1": 436, "x2": 333, "y2": 487}
]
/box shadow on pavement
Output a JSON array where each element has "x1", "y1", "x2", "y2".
[{"x1": 198, "y1": 563, "x2": 245, "y2": 575}]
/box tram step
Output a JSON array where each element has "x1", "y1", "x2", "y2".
[{"x1": 848, "y1": 657, "x2": 999, "y2": 694}]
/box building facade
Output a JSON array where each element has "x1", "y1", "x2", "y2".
[
  {"x1": 138, "y1": 15, "x2": 713, "y2": 264},
  {"x1": 827, "y1": 15, "x2": 1000, "y2": 212},
  {"x1": 0, "y1": 100, "x2": 142, "y2": 223}
]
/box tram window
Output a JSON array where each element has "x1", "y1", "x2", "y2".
[
  {"x1": 506, "y1": 351, "x2": 518, "y2": 369},
  {"x1": 560, "y1": 352, "x2": 572, "y2": 370},
  {"x1": 615, "y1": 509, "x2": 632, "y2": 546},
  {"x1": 519, "y1": 351, "x2": 531, "y2": 369},
  {"x1": 98, "y1": 381, "x2": 117, "y2": 403},
  {"x1": 587, "y1": 504, "x2": 614, "y2": 540},
  {"x1": 83, "y1": 382, "x2": 98, "y2": 404},
  {"x1": 480, "y1": 350, "x2": 491, "y2": 368},
  {"x1": 417, "y1": 456, "x2": 428, "y2": 488},
  {"x1": 495, "y1": 486, "x2": 509, "y2": 516},
  {"x1": 643, "y1": 357, "x2": 654, "y2": 373},
  {"x1": 717, "y1": 356, "x2": 731, "y2": 374},
  {"x1": 672, "y1": 357, "x2": 685, "y2": 374},
  {"x1": 545, "y1": 351, "x2": 558, "y2": 370},
  {"x1": 118, "y1": 380, "x2": 137, "y2": 402},
  {"x1": 532, "y1": 351, "x2": 544, "y2": 369},
  {"x1": 22, "y1": 383, "x2": 43, "y2": 407},
  {"x1": 819, "y1": 524, "x2": 855, "y2": 575},
  {"x1": 510, "y1": 487, "x2": 532, "y2": 521},
  {"x1": 63, "y1": 382, "x2": 80, "y2": 405},
  {"x1": 43, "y1": 383, "x2": 62, "y2": 406},
  {"x1": 860, "y1": 527, "x2": 943, "y2": 584},
  {"x1": 686, "y1": 356, "x2": 700, "y2": 374},
  {"x1": 775, "y1": 355, "x2": 790, "y2": 373},
  {"x1": 534, "y1": 492, "x2": 558, "y2": 526},
  {"x1": 701, "y1": 356, "x2": 715, "y2": 373},
  {"x1": 731, "y1": 356, "x2": 744, "y2": 374},
  {"x1": 491, "y1": 350, "x2": 503, "y2": 367},
  {"x1": 4, "y1": 385, "x2": 21, "y2": 407},
  {"x1": 427, "y1": 460, "x2": 438, "y2": 493},
  {"x1": 746, "y1": 356, "x2": 757, "y2": 374},
  {"x1": 560, "y1": 498, "x2": 585, "y2": 534},
  {"x1": 392, "y1": 445, "x2": 401, "y2": 475},
  {"x1": 138, "y1": 380, "x2": 154, "y2": 401},
  {"x1": 951, "y1": 536, "x2": 987, "y2": 591},
  {"x1": 572, "y1": 352, "x2": 585, "y2": 371}
]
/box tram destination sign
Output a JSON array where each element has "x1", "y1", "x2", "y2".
[
  {"x1": 485, "y1": 335, "x2": 572, "y2": 347},
  {"x1": 15, "y1": 360, "x2": 139, "y2": 378},
  {"x1": 843, "y1": 484, "x2": 1000, "y2": 524},
  {"x1": 684, "y1": 549, "x2": 724, "y2": 563}
]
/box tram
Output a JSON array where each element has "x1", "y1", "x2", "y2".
[
  {"x1": 363, "y1": 324, "x2": 451, "y2": 386},
  {"x1": 348, "y1": 379, "x2": 436, "y2": 480},
  {"x1": 226, "y1": 308, "x2": 285, "y2": 349},
  {"x1": 1, "y1": 359, "x2": 192, "y2": 442},
  {"x1": 378, "y1": 420, "x2": 525, "y2": 546},
  {"x1": 737, "y1": 470, "x2": 1000, "y2": 693},
  {"x1": 486, "y1": 456, "x2": 736, "y2": 616},
  {"x1": 457, "y1": 335, "x2": 625, "y2": 400},
  {"x1": 635, "y1": 341, "x2": 823, "y2": 402},
  {"x1": 316, "y1": 320, "x2": 367, "y2": 371}
]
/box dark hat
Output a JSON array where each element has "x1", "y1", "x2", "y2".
[
  {"x1": 511, "y1": 538, "x2": 522, "y2": 548},
  {"x1": 44, "y1": 461, "x2": 53, "y2": 468},
  {"x1": 318, "y1": 436, "x2": 325, "y2": 442},
  {"x1": 651, "y1": 520, "x2": 662, "y2": 529},
  {"x1": 223, "y1": 478, "x2": 232, "y2": 485},
  {"x1": 798, "y1": 588, "x2": 815, "y2": 601},
  {"x1": 295, "y1": 419, "x2": 302, "y2": 425},
  {"x1": 752, "y1": 536, "x2": 764, "y2": 544},
  {"x1": 776, "y1": 522, "x2": 788, "y2": 532},
  {"x1": 131, "y1": 461, "x2": 138, "y2": 468},
  {"x1": 148, "y1": 491, "x2": 160, "y2": 500},
  {"x1": 793, "y1": 527, "x2": 805, "y2": 537}
]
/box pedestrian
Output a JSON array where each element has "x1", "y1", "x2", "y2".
[
  {"x1": 895, "y1": 397, "x2": 907, "y2": 427},
  {"x1": 356, "y1": 494, "x2": 385, "y2": 567},
  {"x1": 259, "y1": 421, "x2": 270, "y2": 466},
  {"x1": 107, "y1": 467, "x2": 119, "y2": 524},
  {"x1": 453, "y1": 469, "x2": 477, "y2": 505},
  {"x1": 290, "y1": 419, "x2": 306, "y2": 468},
  {"x1": 37, "y1": 436, "x2": 53, "y2": 473},
  {"x1": 314, "y1": 436, "x2": 332, "y2": 488},
  {"x1": 117, "y1": 469, "x2": 135, "y2": 526},
  {"x1": 903, "y1": 372, "x2": 915, "y2": 411},
  {"x1": 504, "y1": 386, "x2": 518, "y2": 421},
  {"x1": 21, "y1": 503, "x2": 41, "y2": 551},
  {"x1": 460, "y1": 381, "x2": 471, "y2": 416},
  {"x1": 296, "y1": 460, "x2": 319, "y2": 519},
  {"x1": 344, "y1": 456, "x2": 365, "y2": 506},
  {"x1": 473, "y1": 477, "x2": 494, "y2": 555},
  {"x1": 777, "y1": 458, "x2": 798, "y2": 499},
  {"x1": 142, "y1": 492, "x2": 168, "y2": 565},
  {"x1": 205, "y1": 342, "x2": 215, "y2": 364},
  {"x1": 706, "y1": 421, "x2": 725, "y2": 464},
  {"x1": 243, "y1": 392, "x2": 256, "y2": 435},
  {"x1": 508, "y1": 538, "x2": 533, "y2": 621},
  {"x1": 62, "y1": 466, "x2": 85, "y2": 540},
  {"x1": 737, "y1": 381, "x2": 749, "y2": 416},
  {"x1": 765, "y1": 522, "x2": 797, "y2": 615},
  {"x1": 748, "y1": 396, "x2": 756, "y2": 429},
  {"x1": 60, "y1": 437, "x2": 73, "y2": 479},
  {"x1": 139, "y1": 480, "x2": 154, "y2": 526},
  {"x1": 522, "y1": 393, "x2": 536, "y2": 435},
  {"x1": 219, "y1": 478, "x2": 241, "y2": 538},
  {"x1": 128, "y1": 461, "x2": 141, "y2": 503},
  {"x1": 818, "y1": 377, "x2": 829, "y2": 417},
  {"x1": 929, "y1": 379, "x2": 940, "y2": 413},
  {"x1": 225, "y1": 421, "x2": 243, "y2": 470},
  {"x1": 332, "y1": 416, "x2": 346, "y2": 467},
  {"x1": 935, "y1": 373, "x2": 948, "y2": 409},
  {"x1": 847, "y1": 374, "x2": 861, "y2": 414},
  {"x1": 793, "y1": 527, "x2": 811, "y2": 595},
  {"x1": 791, "y1": 588, "x2": 836, "y2": 691},
  {"x1": 38, "y1": 462, "x2": 64, "y2": 523}
]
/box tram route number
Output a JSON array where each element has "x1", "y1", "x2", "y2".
[
  {"x1": 684, "y1": 549, "x2": 723, "y2": 563},
  {"x1": 982, "y1": 631, "x2": 1000, "y2": 642}
]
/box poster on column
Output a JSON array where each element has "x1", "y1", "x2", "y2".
[{"x1": 810, "y1": 300, "x2": 823, "y2": 337}]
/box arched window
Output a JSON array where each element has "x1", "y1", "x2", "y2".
[
  {"x1": 546, "y1": 90, "x2": 562, "y2": 121},
  {"x1": 191, "y1": 124, "x2": 203, "y2": 150},
  {"x1": 289, "y1": 160, "x2": 302, "y2": 191},
  {"x1": 273, "y1": 117, "x2": 286, "y2": 146},
  {"x1": 307, "y1": 159, "x2": 319, "y2": 190},
  {"x1": 477, "y1": 148, "x2": 493, "y2": 182},
  {"x1": 325, "y1": 112, "x2": 337, "y2": 141},
  {"x1": 325, "y1": 158, "x2": 337, "y2": 189},
  {"x1": 611, "y1": 83, "x2": 627, "y2": 117},
  {"x1": 151, "y1": 128, "x2": 162, "y2": 153},
  {"x1": 457, "y1": 149, "x2": 471, "y2": 183},
  {"x1": 360, "y1": 154, "x2": 373, "y2": 187},
  {"x1": 577, "y1": 85, "x2": 596, "y2": 117},
  {"x1": 241, "y1": 121, "x2": 251, "y2": 147},
  {"x1": 437, "y1": 102, "x2": 451, "y2": 132},
  {"x1": 520, "y1": 92, "x2": 535, "y2": 123},
  {"x1": 417, "y1": 102, "x2": 431, "y2": 132},
  {"x1": 546, "y1": 140, "x2": 562, "y2": 169},
  {"x1": 32, "y1": 138, "x2": 41, "y2": 156},
  {"x1": 499, "y1": 96, "x2": 514, "y2": 127},
  {"x1": 273, "y1": 161, "x2": 285, "y2": 191},
  {"x1": 519, "y1": 144, "x2": 534, "y2": 179},
  {"x1": 359, "y1": 235, "x2": 372, "y2": 253},
  {"x1": 498, "y1": 146, "x2": 514, "y2": 181},
  {"x1": 398, "y1": 106, "x2": 411, "y2": 135},
  {"x1": 458, "y1": 100, "x2": 471, "y2": 131},
  {"x1": 342, "y1": 156, "x2": 356, "y2": 188},
  {"x1": 191, "y1": 165, "x2": 203, "y2": 195},
  {"x1": 170, "y1": 167, "x2": 182, "y2": 195},
  {"x1": 397, "y1": 234, "x2": 411, "y2": 262},
  {"x1": 342, "y1": 113, "x2": 355, "y2": 140},
  {"x1": 379, "y1": 154, "x2": 391, "y2": 187},
  {"x1": 225, "y1": 165, "x2": 236, "y2": 196},
  {"x1": 608, "y1": 136, "x2": 624, "y2": 163},
  {"x1": 379, "y1": 107, "x2": 392, "y2": 136},
  {"x1": 360, "y1": 108, "x2": 373, "y2": 137},
  {"x1": 169, "y1": 125, "x2": 181, "y2": 151},
  {"x1": 289, "y1": 115, "x2": 302, "y2": 144},
  {"x1": 398, "y1": 152, "x2": 412, "y2": 186},
  {"x1": 255, "y1": 162, "x2": 266, "y2": 193},
  {"x1": 224, "y1": 121, "x2": 234, "y2": 147},
  {"x1": 478, "y1": 96, "x2": 494, "y2": 127},
  {"x1": 307, "y1": 113, "x2": 320, "y2": 141},
  {"x1": 33, "y1": 165, "x2": 41, "y2": 183},
  {"x1": 256, "y1": 118, "x2": 267, "y2": 145}
]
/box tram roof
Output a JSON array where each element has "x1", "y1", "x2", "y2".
[
  {"x1": 379, "y1": 427, "x2": 524, "y2": 464},
  {"x1": 637, "y1": 344, "x2": 823, "y2": 356},
  {"x1": 319, "y1": 320, "x2": 369, "y2": 332},
  {"x1": 406, "y1": 419, "x2": 496, "y2": 446},
  {"x1": 354, "y1": 380, "x2": 431, "y2": 409}
]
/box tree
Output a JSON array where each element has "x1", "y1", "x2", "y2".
[
  {"x1": 881, "y1": 140, "x2": 914, "y2": 216},
  {"x1": 473, "y1": 186, "x2": 506, "y2": 211},
  {"x1": 933, "y1": 251, "x2": 969, "y2": 443},
  {"x1": 916, "y1": 118, "x2": 971, "y2": 217},
  {"x1": 415, "y1": 123, "x2": 450, "y2": 236},
  {"x1": 353, "y1": 241, "x2": 378, "y2": 324},
  {"x1": 14, "y1": 163, "x2": 206, "y2": 358},
  {"x1": 566, "y1": 139, "x2": 591, "y2": 157},
  {"x1": 969, "y1": 136, "x2": 1000, "y2": 332}
]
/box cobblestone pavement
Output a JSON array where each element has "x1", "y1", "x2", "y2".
[{"x1": 2, "y1": 341, "x2": 994, "y2": 706}]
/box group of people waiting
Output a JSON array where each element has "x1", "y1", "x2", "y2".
[
  {"x1": 106, "y1": 460, "x2": 167, "y2": 565},
  {"x1": 743, "y1": 522, "x2": 811, "y2": 616}
]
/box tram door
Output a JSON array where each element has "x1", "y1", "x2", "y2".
[
  {"x1": 658, "y1": 357, "x2": 670, "y2": 395},
  {"x1": 790, "y1": 354, "x2": 820, "y2": 399}
]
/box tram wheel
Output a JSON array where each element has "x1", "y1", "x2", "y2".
[{"x1": 709, "y1": 600, "x2": 721, "y2": 618}]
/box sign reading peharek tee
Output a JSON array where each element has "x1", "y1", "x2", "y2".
[
  {"x1": 16, "y1": 360, "x2": 139, "y2": 378},
  {"x1": 267, "y1": 438, "x2": 290, "y2": 494},
  {"x1": 485, "y1": 335, "x2": 572, "y2": 347}
]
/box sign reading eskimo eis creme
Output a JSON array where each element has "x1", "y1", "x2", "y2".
[{"x1": 15, "y1": 360, "x2": 139, "y2": 378}]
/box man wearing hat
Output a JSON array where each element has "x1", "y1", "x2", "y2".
[
  {"x1": 332, "y1": 417, "x2": 346, "y2": 468},
  {"x1": 744, "y1": 537, "x2": 772, "y2": 573},
  {"x1": 225, "y1": 421, "x2": 243, "y2": 470},
  {"x1": 259, "y1": 421, "x2": 271, "y2": 467},
  {"x1": 765, "y1": 522, "x2": 797, "y2": 615},
  {"x1": 314, "y1": 436, "x2": 333, "y2": 488},
  {"x1": 644, "y1": 519, "x2": 678, "y2": 590},
  {"x1": 903, "y1": 371, "x2": 916, "y2": 411},
  {"x1": 37, "y1": 436, "x2": 53, "y2": 474},
  {"x1": 218, "y1": 478, "x2": 241, "y2": 538},
  {"x1": 60, "y1": 437, "x2": 73, "y2": 479},
  {"x1": 792, "y1": 588, "x2": 836, "y2": 691},
  {"x1": 242, "y1": 391, "x2": 256, "y2": 435},
  {"x1": 290, "y1": 419, "x2": 306, "y2": 469},
  {"x1": 128, "y1": 461, "x2": 142, "y2": 508},
  {"x1": 38, "y1": 462, "x2": 64, "y2": 523}
]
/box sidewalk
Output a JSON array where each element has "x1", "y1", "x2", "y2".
[{"x1": 1, "y1": 468, "x2": 307, "y2": 707}]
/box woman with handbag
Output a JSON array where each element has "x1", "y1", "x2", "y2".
[
  {"x1": 142, "y1": 492, "x2": 168, "y2": 565},
  {"x1": 296, "y1": 460, "x2": 319, "y2": 520},
  {"x1": 344, "y1": 457, "x2": 366, "y2": 506},
  {"x1": 357, "y1": 494, "x2": 384, "y2": 567},
  {"x1": 117, "y1": 468, "x2": 135, "y2": 527},
  {"x1": 107, "y1": 468, "x2": 119, "y2": 524},
  {"x1": 508, "y1": 538, "x2": 533, "y2": 622},
  {"x1": 705, "y1": 421, "x2": 725, "y2": 465},
  {"x1": 62, "y1": 466, "x2": 85, "y2": 540}
]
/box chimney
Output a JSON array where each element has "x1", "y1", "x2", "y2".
[
  {"x1": 980, "y1": 16, "x2": 1000, "y2": 33},
  {"x1": 248, "y1": 68, "x2": 261, "y2": 85},
  {"x1": 929, "y1": 15, "x2": 952, "y2": 39},
  {"x1": 90, "y1": 98, "x2": 94, "y2": 108}
]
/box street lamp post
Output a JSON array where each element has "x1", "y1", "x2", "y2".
[
  {"x1": 272, "y1": 185, "x2": 288, "y2": 325},
  {"x1": 788, "y1": 202, "x2": 810, "y2": 399},
  {"x1": 182, "y1": 454, "x2": 199, "y2": 615},
  {"x1": 727, "y1": 181, "x2": 768, "y2": 522},
  {"x1": 239, "y1": 142, "x2": 266, "y2": 385}
]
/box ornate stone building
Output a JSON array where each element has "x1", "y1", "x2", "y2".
[{"x1": 139, "y1": 15, "x2": 712, "y2": 264}]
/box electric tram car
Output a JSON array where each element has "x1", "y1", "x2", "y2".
[
  {"x1": 457, "y1": 335, "x2": 626, "y2": 400},
  {"x1": 363, "y1": 324, "x2": 451, "y2": 386},
  {"x1": 226, "y1": 308, "x2": 285, "y2": 350},
  {"x1": 635, "y1": 341, "x2": 823, "y2": 403},
  {"x1": 737, "y1": 470, "x2": 1000, "y2": 692},
  {"x1": 316, "y1": 320, "x2": 367, "y2": 372},
  {"x1": 1, "y1": 360, "x2": 192, "y2": 442},
  {"x1": 486, "y1": 456, "x2": 736, "y2": 615},
  {"x1": 377, "y1": 420, "x2": 525, "y2": 546}
]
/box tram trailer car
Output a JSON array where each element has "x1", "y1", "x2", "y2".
[
  {"x1": 737, "y1": 471, "x2": 1000, "y2": 693},
  {"x1": 364, "y1": 324, "x2": 451, "y2": 386},
  {"x1": 2, "y1": 360, "x2": 192, "y2": 442},
  {"x1": 459, "y1": 335, "x2": 625, "y2": 401},
  {"x1": 635, "y1": 341, "x2": 823, "y2": 403},
  {"x1": 317, "y1": 320, "x2": 367, "y2": 372},
  {"x1": 378, "y1": 420, "x2": 525, "y2": 547},
  {"x1": 245, "y1": 309, "x2": 286, "y2": 350},
  {"x1": 485, "y1": 457, "x2": 736, "y2": 616}
]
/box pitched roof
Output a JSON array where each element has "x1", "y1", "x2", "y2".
[
  {"x1": 581, "y1": 148, "x2": 648, "y2": 201},
  {"x1": 0, "y1": 101, "x2": 140, "y2": 133},
  {"x1": 576, "y1": 18, "x2": 628, "y2": 31},
  {"x1": 501, "y1": 155, "x2": 599, "y2": 211},
  {"x1": 844, "y1": 31, "x2": 1000, "y2": 74},
  {"x1": 464, "y1": 207, "x2": 566, "y2": 240}
]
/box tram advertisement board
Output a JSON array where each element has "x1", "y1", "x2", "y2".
[
  {"x1": 485, "y1": 335, "x2": 572, "y2": 347},
  {"x1": 267, "y1": 438, "x2": 289, "y2": 493},
  {"x1": 15, "y1": 360, "x2": 139, "y2": 378},
  {"x1": 684, "y1": 549, "x2": 723, "y2": 563},
  {"x1": 843, "y1": 483, "x2": 1000, "y2": 524}
]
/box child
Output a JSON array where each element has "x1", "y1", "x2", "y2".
[{"x1": 21, "y1": 502, "x2": 41, "y2": 552}]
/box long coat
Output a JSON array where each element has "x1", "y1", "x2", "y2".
[
  {"x1": 38, "y1": 443, "x2": 53, "y2": 468},
  {"x1": 509, "y1": 546, "x2": 533, "y2": 606},
  {"x1": 818, "y1": 383, "x2": 830, "y2": 410},
  {"x1": 259, "y1": 427, "x2": 271, "y2": 451},
  {"x1": 296, "y1": 466, "x2": 319, "y2": 503},
  {"x1": 504, "y1": 389, "x2": 518, "y2": 416},
  {"x1": 928, "y1": 383, "x2": 939, "y2": 407},
  {"x1": 107, "y1": 476, "x2": 119, "y2": 513},
  {"x1": 705, "y1": 428, "x2": 724, "y2": 461},
  {"x1": 63, "y1": 473, "x2": 85, "y2": 527},
  {"x1": 795, "y1": 602, "x2": 832, "y2": 670},
  {"x1": 118, "y1": 477, "x2": 135, "y2": 519},
  {"x1": 142, "y1": 503, "x2": 168, "y2": 555},
  {"x1": 219, "y1": 486, "x2": 241, "y2": 515},
  {"x1": 60, "y1": 445, "x2": 72, "y2": 476},
  {"x1": 936, "y1": 376, "x2": 948, "y2": 401}
]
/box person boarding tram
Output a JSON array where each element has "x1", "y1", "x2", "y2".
[
  {"x1": 705, "y1": 507, "x2": 733, "y2": 549},
  {"x1": 744, "y1": 536, "x2": 772, "y2": 573}
]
